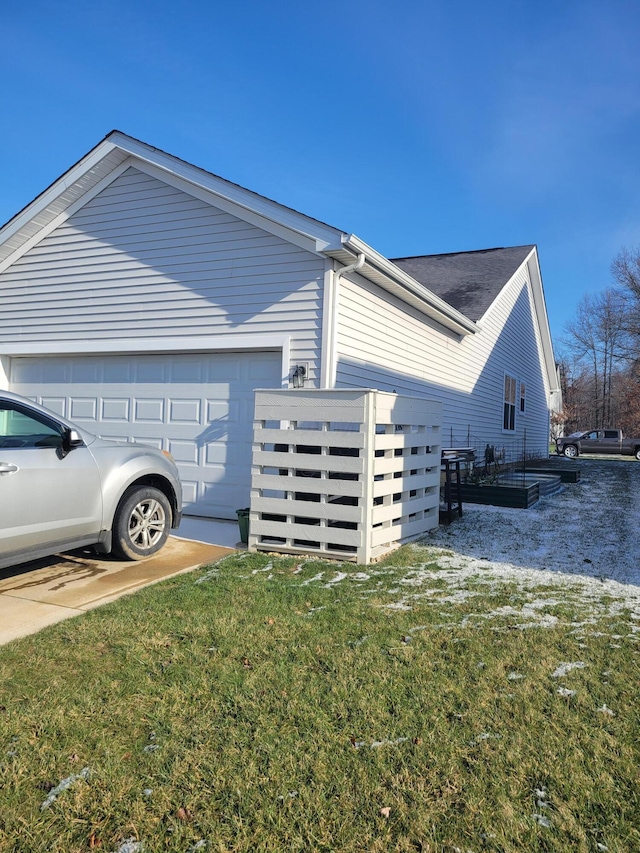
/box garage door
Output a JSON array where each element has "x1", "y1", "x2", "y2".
[{"x1": 10, "y1": 351, "x2": 282, "y2": 519}]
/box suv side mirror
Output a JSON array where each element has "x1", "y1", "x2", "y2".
[{"x1": 60, "y1": 428, "x2": 84, "y2": 457}]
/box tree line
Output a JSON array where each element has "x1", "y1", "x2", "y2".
[{"x1": 555, "y1": 247, "x2": 640, "y2": 437}]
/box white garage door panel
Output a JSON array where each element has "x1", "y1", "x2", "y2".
[{"x1": 11, "y1": 351, "x2": 282, "y2": 520}]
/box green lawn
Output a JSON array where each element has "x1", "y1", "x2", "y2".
[{"x1": 0, "y1": 547, "x2": 638, "y2": 852}]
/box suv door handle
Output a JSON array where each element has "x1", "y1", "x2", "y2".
[{"x1": 0, "y1": 462, "x2": 19, "y2": 475}]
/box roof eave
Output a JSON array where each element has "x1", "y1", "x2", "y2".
[
  {"x1": 0, "y1": 132, "x2": 347, "y2": 269},
  {"x1": 0, "y1": 137, "x2": 130, "y2": 268},
  {"x1": 106, "y1": 132, "x2": 344, "y2": 253},
  {"x1": 524, "y1": 247, "x2": 561, "y2": 394},
  {"x1": 326, "y1": 234, "x2": 477, "y2": 336}
]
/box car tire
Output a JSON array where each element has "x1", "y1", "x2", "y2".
[
  {"x1": 112, "y1": 486, "x2": 172, "y2": 560},
  {"x1": 635, "y1": 448, "x2": 640, "y2": 461},
  {"x1": 563, "y1": 445, "x2": 578, "y2": 458}
]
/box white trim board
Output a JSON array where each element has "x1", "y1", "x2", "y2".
[
  {"x1": 0, "y1": 160, "x2": 133, "y2": 276},
  {"x1": 133, "y1": 160, "x2": 325, "y2": 256},
  {"x1": 2, "y1": 335, "x2": 291, "y2": 388},
  {"x1": 109, "y1": 132, "x2": 343, "y2": 252}
]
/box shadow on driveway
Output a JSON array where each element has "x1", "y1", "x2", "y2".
[{"x1": 0, "y1": 537, "x2": 233, "y2": 645}]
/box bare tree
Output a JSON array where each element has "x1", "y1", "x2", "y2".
[
  {"x1": 562, "y1": 290, "x2": 627, "y2": 429},
  {"x1": 597, "y1": 289, "x2": 626, "y2": 425},
  {"x1": 555, "y1": 354, "x2": 595, "y2": 433},
  {"x1": 611, "y1": 247, "x2": 640, "y2": 352},
  {"x1": 558, "y1": 247, "x2": 640, "y2": 435},
  {"x1": 615, "y1": 361, "x2": 640, "y2": 435},
  {"x1": 611, "y1": 247, "x2": 640, "y2": 302}
]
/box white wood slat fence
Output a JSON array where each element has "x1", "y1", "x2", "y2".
[{"x1": 249, "y1": 389, "x2": 442, "y2": 563}]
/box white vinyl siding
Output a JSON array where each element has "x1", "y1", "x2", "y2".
[
  {"x1": 335, "y1": 267, "x2": 550, "y2": 456},
  {"x1": 0, "y1": 167, "x2": 325, "y2": 383}
]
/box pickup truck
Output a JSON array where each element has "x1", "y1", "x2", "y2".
[{"x1": 555, "y1": 429, "x2": 640, "y2": 460}]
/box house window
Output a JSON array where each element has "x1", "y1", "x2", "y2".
[
  {"x1": 519, "y1": 382, "x2": 526, "y2": 414},
  {"x1": 503, "y1": 374, "x2": 516, "y2": 431}
]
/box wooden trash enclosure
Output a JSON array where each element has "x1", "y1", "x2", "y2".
[{"x1": 249, "y1": 389, "x2": 442, "y2": 563}]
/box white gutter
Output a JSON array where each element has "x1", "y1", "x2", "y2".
[{"x1": 340, "y1": 234, "x2": 477, "y2": 336}]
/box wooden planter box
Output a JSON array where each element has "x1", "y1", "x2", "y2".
[{"x1": 460, "y1": 482, "x2": 539, "y2": 508}]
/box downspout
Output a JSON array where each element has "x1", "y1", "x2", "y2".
[{"x1": 325, "y1": 253, "x2": 365, "y2": 388}]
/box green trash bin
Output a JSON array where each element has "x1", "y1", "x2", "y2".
[{"x1": 236, "y1": 508, "x2": 250, "y2": 545}]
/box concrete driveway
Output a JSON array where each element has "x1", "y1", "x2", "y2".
[{"x1": 0, "y1": 536, "x2": 233, "y2": 645}]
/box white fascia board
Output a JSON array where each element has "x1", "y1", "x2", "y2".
[
  {"x1": 108, "y1": 132, "x2": 344, "y2": 255},
  {"x1": 333, "y1": 234, "x2": 477, "y2": 336},
  {"x1": 479, "y1": 246, "x2": 559, "y2": 394},
  {"x1": 0, "y1": 132, "x2": 345, "y2": 269},
  {"x1": 525, "y1": 248, "x2": 560, "y2": 393},
  {"x1": 0, "y1": 139, "x2": 123, "y2": 250},
  {"x1": 133, "y1": 160, "x2": 322, "y2": 256},
  {"x1": 0, "y1": 159, "x2": 132, "y2": 275}
]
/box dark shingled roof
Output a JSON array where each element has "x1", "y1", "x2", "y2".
[{"x1": 390, "y1": 245, "x2": 535, "y2": 322}]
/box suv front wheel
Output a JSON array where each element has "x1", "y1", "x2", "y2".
[{"x1": 112, "y1": 486, "x2": 172, "y2": 560}]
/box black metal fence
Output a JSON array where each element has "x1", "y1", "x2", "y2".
[{"x1": 441, "y1": 428, "x2": 550, "y2": 485}]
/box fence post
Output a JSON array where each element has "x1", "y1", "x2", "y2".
[{"x1": 359, "y1": 390, "x2": 377, "y2": 565}]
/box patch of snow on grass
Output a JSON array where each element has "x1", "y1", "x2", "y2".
[
  {"x1": 284, "y1": 461, "x2": 640, "y2": 638},
  {"x1": 425, "y1": 460, "x2": 640, "y2": 586},
  {"x1": 370, "y1": 737, "x2": 409, "y2": 748},
  {"x1": 113, "y1": 840, "x2": 144, "y2": 853},
  {"x1": 552, "y1": 662, "x2": 586, "y2": 678},
  {"x1": 324, "y1": 572, "x2": 348, "y2": 586},
  {"x1": 251, "y1": 562, "x2": 273, "y2": 575},
  {"x1": 471, "y1": 732, "x2": 501, "y2": 745},
  {"x1": 40, "y1": 766, "x2": 90, "y2": 810}
]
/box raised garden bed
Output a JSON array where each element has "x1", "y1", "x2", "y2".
[
  {"x1": 460, "y1": 481, "x2": 540, "y2": 508},
  {"x1": 517, "y1": 465, "x2": 581, "y2": 483},
  {"x1": 499, "y1": 472, "x2": 562, "y2": 496}
]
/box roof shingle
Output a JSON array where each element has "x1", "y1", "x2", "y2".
[{"x1": 391, "y1": 245, "x2": 535, "y2": 322}]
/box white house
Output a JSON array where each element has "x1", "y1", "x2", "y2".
[{"x1": 0, "y1": 131, "x2": 560, "y2": 520}]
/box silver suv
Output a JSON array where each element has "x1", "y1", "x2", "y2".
[{"x1": 0, "y1": 391, "x2": 182, "y2": 570}]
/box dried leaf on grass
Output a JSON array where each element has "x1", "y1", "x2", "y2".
[{"x1": 177, "y1": 806, "x2": 194, "y2": 822}]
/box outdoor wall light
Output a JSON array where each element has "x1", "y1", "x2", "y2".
[{"x1": 291, "y1": 364, "x2": 307, "y2": 388}]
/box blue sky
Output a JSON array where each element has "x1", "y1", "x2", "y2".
[{"x1": 2, "y1": 0, "x2": 639, "y2": 345}]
